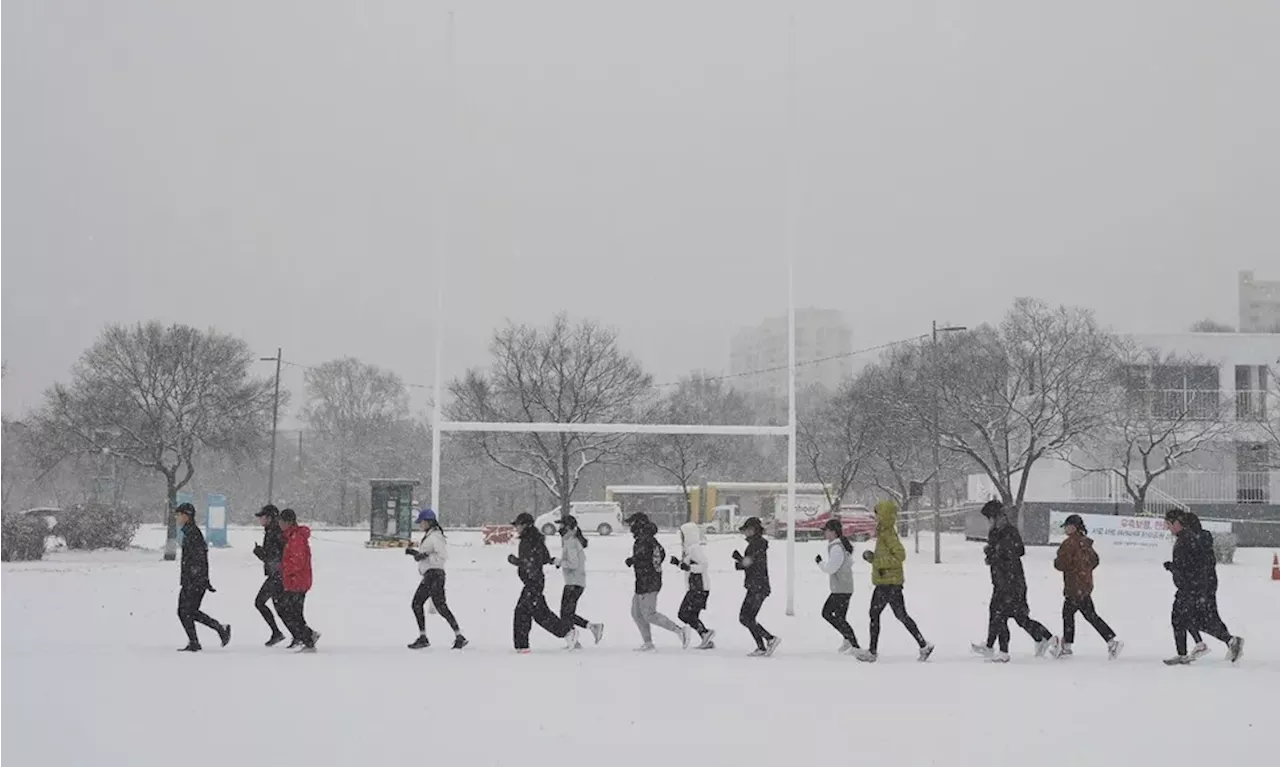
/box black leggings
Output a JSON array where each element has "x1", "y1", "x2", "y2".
[
  {"x1": 739, "y1": 590, "x2": 774, "y2": 650},
  {"x1": 560, "y1": 585, "x2": 591, "y2": 629},
  {"x1": 255, "y1": 576, "x2": 283, "y2": 635},
  {"x1": 869, "y1": 585, "x2": 925, "y2": 654},
  {"x1": 412, "y1": 570, "x2": 460, "y2": 633},
  {"x1": 987, "y1": 590, "x2": 1052, "y2": 652},
  {"x1": 821, "y1": 593, "x2": 859, "y2": 647},
  {"x1": 1172, "y1": 591, "x2": 1231, "y2": 655},
  {"x1": 177, "y1": 585, "x2": 222, "y2": 644},
  {"x1": 1062, "y1": 596, "x2": 1115, "y2": 645},
  {"x1": 678, "y1": 590, "x2": 710, "y2": 635}
]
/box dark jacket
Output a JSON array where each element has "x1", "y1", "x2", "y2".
[
  {"x1": 626, "y1": 528, "x2": 666, "y2": 595},
  {"x1": 179, "y1": 522, "x2": 211, "y2": 591},
  {"x1": 254, "y1": 521, "x2": 285, "y2": 578},
  {"x1": 1168, "y1": 525, "x2": 1216, "y2": 595},
  {"x1": 511, "y1": 527, "x2": 552, "y2": 587},
  {"x1": 985, "y1": 521, "x2": 1028, "y2": 595},
  {"x1": 736, "y1": 535, "x2": 771, "y2": 594},
  {"x1": 1053, "y1": 532, "x2": 1099, "y2": 600}
]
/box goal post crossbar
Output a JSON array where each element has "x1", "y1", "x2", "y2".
[{"x1": 437, "y1": 421, "x2": 791, "y2": 437}]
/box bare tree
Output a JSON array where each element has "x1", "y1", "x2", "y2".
[
  {"x1": 447, "y1": 315, "x2": 652, "y2": 510},
  {"x1": 302, "y1": 358, "x2": 410, "y2": 523},
  {"x1": 855, "y1": 360, "x2": 956, "y2": 508},
  {"x1": 915, "y1": 299, "x2": 1119, "y2": 522},
  {"x1": 35, "y1": 323, "x2": 275, "y2": 559},
  {"x1": 638, "y1": 375, "x2": 754, "y2": 519},
  {"x1": 1069, "y1": 346, "x2": 1234, "y2": 514},
  {"x1": 796, "y1": 380, "x2": 876, "y2": 513}
]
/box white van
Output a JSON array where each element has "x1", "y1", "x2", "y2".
[{"x1": 534, "y1": 502, "x2": 624, "y2": 537}]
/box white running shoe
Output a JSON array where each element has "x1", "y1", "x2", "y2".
[
  {"x1": 588, "y1": 623, "x2": 605, "y2": 645},
  {"x1": 1106, "y1": 639, "x2": 1122, "y2": 660},
  {"x1": 697, "y1": 629, "x2": 716, "y2": 649},
  {"x1": 853, "y1": 649, "x2": 878, "y2": 663},
  {"x1": 1191, "y1": 642, "x2": 1210, "y2": 659},
  {"x1": 918, "y1": 642, "x2": 935, "y2": 662},
  {"x1": 747, "y1": 648, "x2": 767, "y2": 657},
  {"x1": 679, "y1": 628, "x2": 692, "y2": 650},
  {"x1": 971, "y1": 642, "x2": 994, "y2": 658},
  {"x1": 564, "y1": 627, "x2": 579, "y2": 650},
  {"x1": 764, "y1": 636, "x2": 782, "y2": 657},
  {"x1": 635, "y1": 642, "x2": 656, "y2": 652},
  {"x1": 988, "y1": 651, "x2": 1011, "y2": 663},
  {"x1": 1034, "y1": 636, "x2": 1059, "y2": 658},
  {"x1": 838, "y1": 639, "x2": 853, "y2": 654},
  {"x1": 1163, "y1": 654, "x2": 1192, "y2": 666},
  {"x1": 1227, "y1": 636, "x2": 1244, "y2": 663},
  {"x1": 1057, "y1": 643, "x2": 1074, "y2": 659}
]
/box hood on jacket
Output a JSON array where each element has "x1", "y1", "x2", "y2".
[
  {"x1": 283, "y1": 525, "x2": 311, "y2": 541},
  {"x1": 679, "y1": 522, "x2": 704, "y2": 553},
  {"x1": 874, "y1": 500, "x2": 899, "y2": 532}
]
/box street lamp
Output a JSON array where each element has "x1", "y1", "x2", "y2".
[
  {"x1": 931, "y1": 321, "x2": 966, "y2": 564},
  {"x1": 261, "y1": 349, "x2": 283, "y2": 507}
]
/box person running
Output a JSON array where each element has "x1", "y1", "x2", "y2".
[
  {"x1": 814, "y1": 518, "x2": 860, "y2": 654},
  {"x1": 855, "y1": 499, "x2": 933, "y2": 663},
  {"x1": 174, "y1": 503, "x2": 231, "y2": 652},
  {"x1": 1053, "y1": 514, "x2": 1121, "y2": 660},
  {"x1": 1163, "y1": 510, "x2": 1244, "y2": 665},
  {"x1": 734, "y1": 516, "x2": 780, "y2": 657},
  {"x1": 971, "y1": 501, "x2": 1057, "y2": 662},
  {"x1": 278, "y1": 509, "x2": 320, "y2": 653},
  {"x1": 672, "y1": 521, "x2": 715, "y2": 649},
  {"x1": 508, "y1": 512, "x2": 577, "y2": 653},
  {"x1": 550, "y1": 514, "x2": 604, "y2": 648},
  {"x1": 405, "y1": 509, "x2": 468, "y2": 651},
  {"x1": 624, "y1": 514, "x2": 689, "y2": 651},
  {"x1": 252, "y1": 504, "x2": 287, "y2": 647}
]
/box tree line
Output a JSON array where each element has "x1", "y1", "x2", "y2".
[{"x1": 4, "y1": 300, "x2": 1278, "y2": 552}]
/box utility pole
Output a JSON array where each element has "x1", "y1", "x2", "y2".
[
  {"x1": 931, "y1": 322, "x2": 966, "y2": 564},
  {"x1": 261, "y1": 348, "x2": 282, "y2": 507}
]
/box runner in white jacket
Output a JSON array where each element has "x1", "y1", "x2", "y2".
[
  {"x1": 672, "y1": 522, "x2": 715, "y2": 649},
  {"x1": 405, "y1": 509, "x2": 468, "y2": 650}
]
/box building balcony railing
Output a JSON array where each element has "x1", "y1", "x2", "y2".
[
  {"x1": 1235, "y1": 389, "x2": 1269, "y2": 421},
  {"x1": 1134, "y1": 389, "x2": 1223, "y2": 421},
  {"x1": 1070, "y1": 470, "x2": 1274, "y2": 505}
]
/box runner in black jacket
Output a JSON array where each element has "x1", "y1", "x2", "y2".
[
  {"x1": 624, "y1": 515, "x2": 687, "y2": 650},
  {"x1": 508, "y1": 512, "x2": 575, "y2": 652},
  {"x1": 1163, "y1": 511, "x2": 1243, "y2": 664},
  {"x1": 174, "y1": 503, "x2": 231, "y2": 652},
  {"x1": 734, "y1": 517, "x2": 779, "y2": 656},
  {"x1": 972, "y1": 501, "x2": 1056, "y2": 662},
  {"x1": 252, "y1": 505, "x2": 288, "y2": 646}
]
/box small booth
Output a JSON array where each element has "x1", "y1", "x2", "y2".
[{"x1": 368, "y1": 479, "x2": 420, "y2": 548}]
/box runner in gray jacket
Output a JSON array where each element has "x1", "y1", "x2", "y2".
[
  {"x1": 551, "y1": 515, "x2": 604, "y2": 648},
  {"x1": 815, "y1": 518, "x2": 860, "y2": 653}
]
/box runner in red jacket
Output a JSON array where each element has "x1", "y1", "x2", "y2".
[{"x1": 278, "y1": 509, "x2": 319, "y2": 651}]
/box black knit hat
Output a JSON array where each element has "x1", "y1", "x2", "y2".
[
  {"x1": 980, "y1": 500, "x2": 1004, "y2": 519},
  {"x1": 279, "y1": 508, "x2": 298, "y2": 524},
  {"x1": 256, "y1": 504, "x2": 280, "y2": 518}
]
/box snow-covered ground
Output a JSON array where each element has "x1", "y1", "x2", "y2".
[{"x1": 3, "y1": 525, "x2": 1276, "y2": 766}]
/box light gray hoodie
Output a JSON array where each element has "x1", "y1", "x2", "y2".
[
  {"x1": 556, "y1": 532, "x2": 587, "y2": 588},
  {"x1": 818, "y1": 538, "x2": 854, "y2": 594},
  {"x1": 678, "y1": 522, "x2": 710, "y2": 592}
]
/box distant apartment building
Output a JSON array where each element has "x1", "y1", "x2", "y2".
[
  {"x1": 729, "y1": 309, "x2": 854, "y2": 399},
  {"x1": 1239, "y1": 270, "x2": 1280, "y2": 333}
]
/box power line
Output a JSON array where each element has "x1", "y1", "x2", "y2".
[{"x1": 273, "y1": 333, "x2": 929, "y2": 395}]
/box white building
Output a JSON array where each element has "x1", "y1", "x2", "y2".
[
  {"x1": 1238, "y1": 270, "x2": 1280, "y2": 333},
  {"x1": 729, "y1": 309, "x2": 853, "y2": 399},
  {"x1": 982, "y1": 332, "x2": 1280, "y2": 510}
]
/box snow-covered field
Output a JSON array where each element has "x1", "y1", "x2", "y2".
[{"x1": 3, "y1": 525, "x2": 1276, "y2": 766}]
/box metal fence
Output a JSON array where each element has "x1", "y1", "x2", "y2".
[{"x1": 1069, "y1": 470, "x2": 1274, "y2": 504}]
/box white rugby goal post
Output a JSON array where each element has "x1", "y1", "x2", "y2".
[{"x1": 424, "y1": 13, "x2": 803, "y2": 615}]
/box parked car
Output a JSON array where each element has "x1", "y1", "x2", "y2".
[{"x1": 535, "y1": 502, "x2": 625, "y2": 536}]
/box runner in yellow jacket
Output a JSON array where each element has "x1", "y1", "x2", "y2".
[{"x1": 854, "y1": 500, "x2": 934, "y2": 663}]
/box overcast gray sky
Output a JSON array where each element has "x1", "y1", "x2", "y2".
[{"x1": 4, "y1": 0, "x2": 1278, "y2": 419}]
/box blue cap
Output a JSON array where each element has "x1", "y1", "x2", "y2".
[{"x1": 416, "y1": 509, "x2": 437, "y2": 523}]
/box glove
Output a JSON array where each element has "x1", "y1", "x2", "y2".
[
  {"x1": 732, "y1": 550, "x2": 743, "y2": 561},
  {"x1": 862, "y1": 550, "x2": 875, "y2": 563},
  {"x1": 507, "y1": 554, "x2": 520, "y2": 566},
  {"x1": 625, "y1": 557, "x2": 634, "y2": 567},
  {"x1": 679, "y1": 562, "x2": 691, "y2": 571},
  {"x1": 551, "y1": 557, "x2": 560, "y2": 568},
  {"x1": 253, "y1": 544, "x2": 264, "y2": 557},
  {"x1": 670, "y1": 556, "x2": 681, "y2": 567},
  {"x1": 814, "y1": 555, "x2": 823, "y2": 565},
  {"x1": 405, "y1": 548, "x2": 419, "y2": 557},
  {"x1": 1162, "y1": 561, "x2": 1173, "y2": 571}
]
